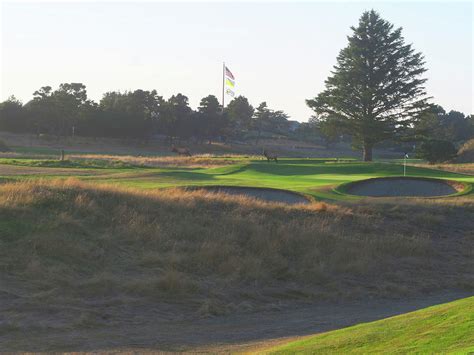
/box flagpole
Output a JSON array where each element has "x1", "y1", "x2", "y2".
[{"x1": 222, "y1": 62, "x2": 225, "y2": 112}]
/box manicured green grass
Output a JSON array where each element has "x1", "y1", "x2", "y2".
[
  {"x1": 91, "y1": 160, "x2": 474, "y2": 199},
  {"x1": 1, "y1": 157, "x2": 473, "y2": 200},
  {"x1": 262, "y1": 296, "x2": 474, "y2": 354}
]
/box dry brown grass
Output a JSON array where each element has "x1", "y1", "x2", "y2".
[
  {"x1": 67, "y1": 153, "x2": 249, "y2": 168},
  {"x1": 1, "y1": 179, "x2": 473, "y2": 351},
  {"x1": 1, "y1": 179, "x2": 472, "y2": 306}
]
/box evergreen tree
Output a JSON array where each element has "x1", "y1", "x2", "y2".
[{"x1": 307, "y1": 10, "x2": 429, "y2": 161}]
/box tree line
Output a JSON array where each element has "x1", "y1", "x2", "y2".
[
  {"x1": 1, "y1": 11, "x2": 472, "y2": 162},
  {"x1": 0, "y1": 84, "x2": 291, "y2": 143}
]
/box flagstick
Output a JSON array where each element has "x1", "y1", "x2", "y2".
[
  {"x1": 404, "y1": 155, "x2": 407, "y2": 176},
  {"x1": 222, "y1": 62, "x2": 225, "y2": 112}
]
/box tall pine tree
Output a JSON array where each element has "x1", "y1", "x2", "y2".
[{"x1": 307, "y1": 10, "x2": 429, "y2": 161}]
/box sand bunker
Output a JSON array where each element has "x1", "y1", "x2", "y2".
[
  {"x1": 195, "y1": 186, "x2": 309, "y2": 204},
  {"x1": 345, "y1": 177, "x2": 464, "y2": 197}
]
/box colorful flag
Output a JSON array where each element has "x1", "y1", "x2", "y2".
[
  {"x1": 225, "y1": 66, "x2": 234, "y2": 80},
  {"x1": 225, "y1": 78, "x2": 235, "y2": 88}
]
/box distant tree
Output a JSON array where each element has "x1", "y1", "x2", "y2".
[
  {"x1": 307, "y1": 10, "x2": 429, "y2": 161},
  {"x1": 0, "y1": 96, "x2": 27, "y2": 133},
  {"x1": 318, "y1": 116, "x2": 343, "y2": 147},
  {"x1": 414, "y1": 105, "x2": 473, "y2": 143},
  {"x1": 159, "y1": 94, "x2": 192, "y2": 142},
  {"x1": 295, "y1": 117, "x2": 320, "y2": 142},
  {"x1": 100, "y1": 89, "x2": 162, "y2": 139},
  {"x1": 225, "y1": 96, "x2": 254, "y2": 135},
  {"x1": 416, "y1": 139, "x2": 457, "y2": 163},
  {"x1": 24, "y1": 83, "x2": 92, "y2": 137},
  {"x1": 413, "y1": 104, "x2": 445, "y2": 140},
  {"x1": 253, "y1": 102, "x2": 271, "y2": 145},
  {"x1": 440, "y1": 110, "x2": 473, "y2": 142},
  {"x1": 268, "y1": 110, "x2": 290, "y2": 133},
  {"x1": 25, "y1": 86, "x2": 57, "y2": 135},
  {"x1": 252, "y1": 103, "x2": 291, "y2": 144},
  {"x1": 54, "y1": 83, "x2": 89, "y2": 136},
  {"x1": 196, "y1": 95, "x2": 226, "y2": 143}
]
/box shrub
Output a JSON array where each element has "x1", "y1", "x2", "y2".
[
  {"x1": 0, "y1": 140, "x2": 10, "y2": 152},
  {"x1": 456, "y1": 138, "x2": 474, "y2": 163},
  {"x1": 416, "y1": 139, "x2": 457, "y2": 164}
]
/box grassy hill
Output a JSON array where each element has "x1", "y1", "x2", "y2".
[{"x1": 262, "y1": 296, "x2": 474, "y2": 354}]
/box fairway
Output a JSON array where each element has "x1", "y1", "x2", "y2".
[{"x1": 1, "y1": 157, "x2": 473, "y2": 201}]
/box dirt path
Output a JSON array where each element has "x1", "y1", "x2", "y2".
[{"x1": 0, "y1": 290, "x2": 469, "y2": 352}]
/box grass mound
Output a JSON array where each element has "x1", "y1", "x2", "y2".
[{"x1": 263, "y1": 296, "x2": 474, "y2": 354}]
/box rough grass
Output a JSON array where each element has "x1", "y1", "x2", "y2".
[
  {"x1": 262, "y1": 296, "x2": 474, "y2": 354},
  {"x1": 67, "y1": 153, "x2": 249, "y2": 168},
  {"x1": 1, "y1": 178, "x2": 473, "y2": 351},
  {"x1": 0, "y1": 154, "x2": 249, "y2": 169},
  {"x1": 1, "y1": 179, "x2": 472, "y2": 307}
]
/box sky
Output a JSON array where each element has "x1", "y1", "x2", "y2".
[{"x1": 1, "y1": 1, "x2": 472, "y2": 122}]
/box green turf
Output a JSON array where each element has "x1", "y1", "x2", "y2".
[
  {"x1": 263, "y1": 296, "x2": 474, "y2": 354},
  {"x1": 1, "y1": 158, "x2": 473, "y2": 200}
]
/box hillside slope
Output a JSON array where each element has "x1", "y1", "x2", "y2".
[{"x1": 264, "y1": 296, "x2": 474, "y2": 354}]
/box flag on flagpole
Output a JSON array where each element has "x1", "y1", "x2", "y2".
[
  {"x1": 223, "y1": 64, "x2": 236, "y2": 103},
  {"x1": 225, "y1": 66, "x2": 234, "y2": 80},
  {"x1": 225, "y1": 78, "x2": 235, "y2": 88}
]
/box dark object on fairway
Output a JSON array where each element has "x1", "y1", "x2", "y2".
[
  {"x1": 193, "y1": 186, "x2": 309, "y2": 205},
  {"x1": 171, "y1": 145, "x2": 191, "y2": 156},
  {"x1": 263, "y1": 149, "x2": 278, "y2": 162},
  {"x1": 344, "y1": 177, "x2": 464, "y2": 197},
  {"x1": 60, "y1": 149, "x2": 65, "y2": 161}
]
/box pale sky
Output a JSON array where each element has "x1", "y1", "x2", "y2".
[{"x1": 1, "y1": 1, "x2": 473, "y2": 121}]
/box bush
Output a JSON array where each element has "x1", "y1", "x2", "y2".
[
  {"x1": 416, "y1": 139, "x2": 457, "y2": 164},
  {"x1": 456, "y1": 138, "x2": 474, "y2": 163},
  {"x1": 0, "y1": 140, "x2": 10, "y2": 152}
]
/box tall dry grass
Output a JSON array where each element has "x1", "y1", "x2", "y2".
[
  {"x1": 0, "y1": 179, "x2": 472, "y2": 314},
  {"x1": 66, "y1": 153, "x2": 251, "y2": 168}
]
